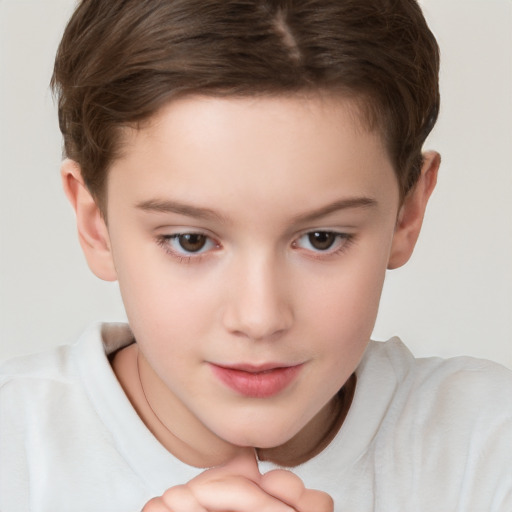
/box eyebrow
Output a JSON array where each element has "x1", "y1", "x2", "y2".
[
  {"x1": 291, "y1": 197, "x2": 378, "y2": 223},
  {"x1": 136, "y1": 196, "x2": 377, "y2": 224},
  {"x1": 135, "y1": 199, "x2": 227, "y2": 222}
]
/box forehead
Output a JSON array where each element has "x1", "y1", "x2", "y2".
[
  {"x1": 135, "y1": 91, "x2": 381, "y2": 146},
  {"x1": 107, "y1": 93, "x2": 398, "y2": 217}
]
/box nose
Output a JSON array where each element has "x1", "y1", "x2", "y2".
[{"x1": 222, "y1": 253, "x2": 294, "y2": 341}]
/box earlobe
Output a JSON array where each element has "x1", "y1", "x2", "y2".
[
  {"x1": 387, "y1": 151, "x2": 440, "y2": 270},
  {"x1": 61, "y1": 159, "x2": 117, "y2": 281}
]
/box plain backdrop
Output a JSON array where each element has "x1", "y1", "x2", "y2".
[{"x1": 1, "y1": 0, "x2": 511, "y2": 368}]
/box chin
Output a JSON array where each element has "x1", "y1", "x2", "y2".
[
  {"x1": 221, "y1": 420, "x2": 300, "y2": 449},
  {"x1": 233, "y1": 436, "x2": 292, "y2": 451}
]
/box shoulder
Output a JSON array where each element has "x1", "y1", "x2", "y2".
[
  {"x1": 0, "y1": 322, "x2": 137, "y2": 432},
  {"x1": 0, "y1": 324, "x2": 150, "y2": 511},
  {"x1": 357, "y1": 338, "x2": 512, "y2": 461},
  {"x1": 355, "y1": 339, "x2": 512, "y2": 507},
  {"x1": 363, "y1": 337, "x2": 512, "y2": 412},
  {"x1": 0, "y1": 323, "x2": 121, "y2": 405},
  {"x1": 0, "y1": 323, "x2": 132, "y2": 385},
  {"x1": 0, "y1": 343, "x2": 89, "y2": 439},
  {"x1": 0, "y1": 343, "x2": 76, "y2": 396},
  {"x1": 0, "y1": 322, "x2": 134, "y2": 453},
  {"x1": 355, "y1": 338, "x2": 512, "y2": 457}
]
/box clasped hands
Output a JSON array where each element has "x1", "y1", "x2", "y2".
[{"x1": 142, "y1": 448, "x2": 333, "y2": 512}]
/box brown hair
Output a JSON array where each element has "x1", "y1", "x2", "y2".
[{"x1": 51, "y1": 0, "x2": 440, "y2": 208}]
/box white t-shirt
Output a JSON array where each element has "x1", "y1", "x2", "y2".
[{"x1": 1, "y1": 323, "x2": 511, "y2": 512}]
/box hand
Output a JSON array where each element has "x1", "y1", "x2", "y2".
[{"x1": 142, "y1": 448, "x2": 333, "y2": 512}]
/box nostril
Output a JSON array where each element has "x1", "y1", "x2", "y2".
[{"x1": 222, "y1": 304, "x2": 293, "y2": 342}]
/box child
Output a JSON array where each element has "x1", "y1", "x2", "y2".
[{"x1": 1, "y1": 0, "x2": 511, "y2": 511}]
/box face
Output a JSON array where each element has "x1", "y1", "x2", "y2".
[{"x1": 104, "y1": 94, "x2": 401, "y2": 455}]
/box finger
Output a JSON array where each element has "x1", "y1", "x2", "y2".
[
  {"x1": 296, "y1": 488, "x2": 334, "y2": 512},
  {"x1": 161, "y1": 484, "x2": 208, "y2": 512},
  {"x1": 190, "y1": 474, "x2": 297, "y2": 512},
  {"x1": 221, "y1": 447, "x2": 260, "y2": 475},
  {"x1": 261, "y1": 469, "x2": 306, "y2": 503},
  {"x1": 198, "y1": 447, "x2": 261, "y2": 484},
  {"x1": 261, "y1": 470, "x2": 334, "y2": 512},
  {"x1": 141, "y1": 496, "x2": 172, "y2": 512}
]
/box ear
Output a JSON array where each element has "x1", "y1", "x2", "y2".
[
  {"x1": 61, "y1": 159, "x2": 117, "y2": 281},
  {"x1": 387, "y1": 151, "x2": 440, "y2": 270}
]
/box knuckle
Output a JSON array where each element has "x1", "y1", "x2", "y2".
[
  {"x1": 261, "y1": 469, "x2": 306, "y2": 501},
  {"x1": 265, "y1": 468, "x2": 305, "y2": 487},
  {"x1": 302, "y1": 489, "x2": 335, "y2": 512},
  {"x1": 141, "y1": 496, "x2": 168, "y2": 512},
  {"x1": 162, "y1": 484, "x2": 198, "y2": 508},
  {"x1": 321, "y1": 493, "x2": 335, "y2": 512}
]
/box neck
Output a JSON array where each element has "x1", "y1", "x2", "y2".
[
  {"x1": 257, "y1": 373, "x2": 355, "y2": 466},
  {"x1": 112, "y1": 343, "x2": 355, "y2": 468}
]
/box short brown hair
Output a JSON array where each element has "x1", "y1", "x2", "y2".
[{"x1": 51, "y1": 0, "x2": 440, "y2": 207}]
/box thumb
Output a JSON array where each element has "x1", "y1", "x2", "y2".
[
  {"x1": 213, "y1": 448, "x2": 261, "y2": 483},
  {"x1": 261, "y1": 469, "x2": 334, "y2": 512}
]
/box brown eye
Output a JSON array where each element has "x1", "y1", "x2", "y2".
[
  {"x1": 308, "y1": 231, "x2": 336, "y2": 251},
  {"x1": 177, "y1": 233, "x2": 208, "y2": 252},
  {"x1": 294, "y1": 231, "x2": 352, "y2": 255},
  {"x1": 158, "y1": 232, "x2": 217, "y2": 260}
]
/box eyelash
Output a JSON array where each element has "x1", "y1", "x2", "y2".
[
  {"x1": 156, "y1": 233, "x2": 219, "y2": 263},
  {"x1": 155, "y1": 230, "x2": 355, "y2": 263},
  {"x1": 293, "y1": 231, "x2": 355, "y2": 260}
]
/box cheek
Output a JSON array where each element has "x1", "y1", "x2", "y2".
[
  {"x1": 305, "y1": 259, "x2": 386, "y2": 333},
  {"x1": 114, "y1": 231, "x2": 194, "y2": 302},
  {"x1": 112, "y1": 243, "x2": 217, "y2": 348},
  {"x1": 120, "y1": 273, "x2": 215, "y2": 341},
  {"x1": 299, "y1": 245, "x2": 389, "y2": 374}
]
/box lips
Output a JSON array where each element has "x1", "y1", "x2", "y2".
[{"x1": 209, "y1": 362, "x2": 303, "y2": 398}]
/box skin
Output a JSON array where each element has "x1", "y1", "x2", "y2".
[
  {"x1": 142, "y1": 448, "x2": 335, "y2": 511},
  {"x1": 62, "y1": 93, "x2": 439, "y2": 510}
]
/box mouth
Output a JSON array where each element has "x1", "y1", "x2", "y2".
[{"x1": 209, "y1": 362, "x2": 304, "y2": 398}]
